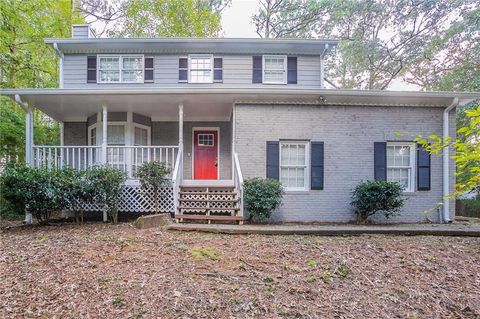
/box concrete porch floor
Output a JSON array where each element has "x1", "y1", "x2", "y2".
[{"x1": 167, "y1": 221, "x2": 480, "y2": 237}]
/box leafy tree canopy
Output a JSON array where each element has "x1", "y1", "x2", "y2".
[{"x1": 252, "y1": 0, "x2": 479, "y2": 91}]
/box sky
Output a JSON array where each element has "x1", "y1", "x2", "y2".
[
  {"x1": 220, "y1": 0, "x2": 415, "y2": 90},
  {"x1": 220, "y1": 0, "x2": 259, "y2": 38}
]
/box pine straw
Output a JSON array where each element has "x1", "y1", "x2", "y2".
[{"x1": 1, "y1": 222, "x2": 479, "y2": 318}]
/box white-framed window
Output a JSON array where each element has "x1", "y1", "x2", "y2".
[
  {"x1": 387, "y1": 142, "x2": 416, "y2": 192},
  {"x1": 280, "y1": 141, "x2": 309, "y2": 191},
  {"x1": 189, "y1": 54, "x2": 213, "y2": 83},
  {"x1": 107, "y1": 124, "x2": 126, "y2": 145},
  {"x1": 98, "y1": 55, "x2": 144, "y2": 83},
  {"x1": 89, "y1": 127, "x2": 97, "y2": 146},
  {"x1": 263, "y1": 55, "x2": 287, "y2": 84},
  {"x1": 134, "y1": 126, "x2": 149, "y2": 146},
  {"x1": 198, "y1": 133, "x2": 214, "y2": 146}
]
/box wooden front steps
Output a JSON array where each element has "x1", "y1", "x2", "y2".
[{"x1": 175, "y1": 184, "x2": 244, "y2": 224}]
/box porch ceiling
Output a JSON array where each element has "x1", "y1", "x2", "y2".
[{"x1": 2, "y1": 88, "x2": 479, "y2": 122}]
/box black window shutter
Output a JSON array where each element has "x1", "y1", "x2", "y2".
[
  {"x1": 252, "y1": 56, "x2": 262, "y2": 83},
  {"x1": 213, "y1": 57, "x2": 223, "y2": 82},
  {"x1": 374, "y1": 142, "x2": 387, "y2": 181},
  {"x1": 178, "y1": 58, "x2": 188, "y2": 82},
  {"x1": 266, "y1": 141, "x2": 279, "y2": 180},
  {"x1": 144, "y1": 57, "x2": 154, "y2": 82},
  {"x1": 311, "y1": 142, "x2": 324, "y2": 190},
  {"x1": 417, "y1": 144, "x2": 431, "y2": 191},
  {"x1": 87, "y1": 56, "x2": 97, "y2": 83},
  {"x1": 287, "y1": 56, "x2": 297, "y2": 84}
]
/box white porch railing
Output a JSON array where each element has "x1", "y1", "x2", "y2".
[
  {"x1": 33, "y1": 146, "x2": 102, "y2": 170},
  {"x1": 171, "y1": 148, "x2": 184, "y2": 215},
  {"x1": 107, "y1": 146, "x2": 178, "y2": 179},
  {"x1": 233, "y1": 152, "x2": 244, "y2": 219},
  {"x1": 32, "y1": 145, "x2": 179, "y2": 179}
]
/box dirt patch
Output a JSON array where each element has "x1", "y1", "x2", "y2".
[{"x1": 1, "y1": 222, "x2": 479, "y2": 318}]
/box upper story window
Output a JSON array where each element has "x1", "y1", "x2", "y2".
[
  {"x1": 189, "y1": 55, "x2": 213, "y2": 83},
  {"x1": 263, "y1": 55, "x2": 287, "y2": 84},
  {"x1": 387, "y1": 142, "x2": 416, "y2": 192},
  {"x1": 98, "y1": 55, "x2": 144, "y2": 83}
]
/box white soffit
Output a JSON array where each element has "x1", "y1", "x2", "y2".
[{"x1": 2, "y1": 88, "x2": 479, "y2": 122}]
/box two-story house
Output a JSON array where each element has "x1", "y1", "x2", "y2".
[{"x1": 2, "y1": 24, "x2": 479, "y2": 224}]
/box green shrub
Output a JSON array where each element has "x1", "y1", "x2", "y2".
[
  {"x1": 57, "y1": 167, "x2": 96, "y2": 224},
  {"x1": 86, "y1": 166, "x2": 125, "y2": 224},
  {"x1": 244, "y1": 177, "x2": 284, "y2": 221},
  {"x1": 1, "y1": 164, "x2": 66, "y2": 223},
  {"x1": 0, "y1": 163, "x2": 30, "y2": 219},
  {"x1": 137, "y1": 161, "x2": 170, "y2": 213},
  {"x1": 351, "y1": 180, "x2": 406, "y2": 222}
]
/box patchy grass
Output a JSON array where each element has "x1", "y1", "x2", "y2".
[
  {"x1": 188, "y1": 246, "x2": 221, "y2": 261},
  {"x1": 0, "y1": 222, "x2": 479, "y2": 318}
]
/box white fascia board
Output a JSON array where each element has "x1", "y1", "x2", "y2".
[{"x1": 2, "y1": 87, "x2": 479, "y2": 101}]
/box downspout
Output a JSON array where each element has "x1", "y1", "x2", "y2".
[
  {"x1": 53, "y1": 43, "x2": 64, "y2": 88},
  {"x1": 442, "y1": 97, "x2": 459, "y2": 223}
]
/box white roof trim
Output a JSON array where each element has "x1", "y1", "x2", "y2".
[{"x1": 2, "y1": 87, "x2": 479, "y2": 101}]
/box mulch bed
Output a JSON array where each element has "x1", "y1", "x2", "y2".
[{"x1": 1, "y1": 221, "x2": 479, "y2": 318}]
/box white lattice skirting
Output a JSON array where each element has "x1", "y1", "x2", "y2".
[{"x1": 80, "y1": 185, "x2": 174, "y2": 213}]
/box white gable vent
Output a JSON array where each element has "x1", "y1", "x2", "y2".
[{"x1": 72, "y1": 24, "x2": 95, "y2": 38}]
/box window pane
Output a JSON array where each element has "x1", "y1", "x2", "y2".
[
  {"x1": 296, "y1": 168, "x2": 305, "y2": 187},
  {"x1": 122, "y1": 57, "x2": 142, "y2": 69},
  {"x1": 387, "y1": 168, "x2": 409, "y2": 190},
  {"x1": 107, "y1": 125, "x2": 125, "y2": 145},
  {"x1": 90, "y1": 128, "x2": 96, "y2": 146},
  {"x1": 296, "y1": 144, "x2": 306, "y2": 165},
  {"x1": 99, "y1": 57, "x2": 119, "y2": 70},
  {"x1": 264, "y1": 70, "x2": 284, "y2": 83},
  {"x1": 281, "y1": 144, "x2": 289, "y2": 165},
  {"x1": 134, "y1": 127, "x2": 148, "y2": 146},
  {"x1": 122, "y1": 70, "x2": 143, "y2": 82},
  {"x1": 100, "y1": 70, "x2": 120, "y2": 82},
  {"x1": 265, "y1": 57, "x2": 285, "y2": 70}
]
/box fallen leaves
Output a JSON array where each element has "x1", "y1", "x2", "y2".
[{"x1": 0, "y1": 222, "x2": 479, "y2": 318}]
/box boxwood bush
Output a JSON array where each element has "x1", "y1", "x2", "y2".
[
  {"x1": 351, "y1": 180, "x2": 406, "y2": 222},
  {"x1": 243, "y1": 177, "x2": 284, "y2": 222},
  {"x1": 0, "y1": 163, "x2": 125, "y2": 224}
]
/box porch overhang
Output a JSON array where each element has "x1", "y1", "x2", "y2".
[{"x1": 1, "y1": 88, "x2": 479, "y2": 122}]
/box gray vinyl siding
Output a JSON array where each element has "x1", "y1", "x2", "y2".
[
  {"x1": 234, "y1": 104, "x2": 456, "y2": 223},
  {"x1": 63, "y1": 54, "x2": 321, "y2": 88},
  {"x1": 152, "y1": 121, "x2": 232, "y2": 180},
  {"x1": 72, "y1": 26, "x2": 90, "y2": 38}
]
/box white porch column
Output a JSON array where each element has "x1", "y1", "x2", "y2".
[
  {"x1": 101, "y1": 104, "x2": 108, "y2": 165},
  {"x1": 102, "y1": 104, "x2": 108, "y2": 223},
  {"x1": 25, "y1": 107, "x2": 34, "y2": 165},
  {"x1": 178, "y1": 103, "x2": 184, "y2": 148},
  {"x1": 59, "y1": 122, "x2": 64, "y2": 146}
]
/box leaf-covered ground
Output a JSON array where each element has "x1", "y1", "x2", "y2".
[{"x1": 1, "y1": 222, "x2": 479, "y2": 318}]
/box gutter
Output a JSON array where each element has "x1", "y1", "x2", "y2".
[
  {"x1": 14, "y1": 94, "x2": 28, "y2": 112},
  {"x1": 52, "y1": 43, "x2": 64, "y2": 88},
  {"x1": 442, "y1": 97, "x2": 459, "y2": 223}
]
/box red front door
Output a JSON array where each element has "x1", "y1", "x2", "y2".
[{"x1": 194, "y1": 130, "x2": 218, "y2": 180}]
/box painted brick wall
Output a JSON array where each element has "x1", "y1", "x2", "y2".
[
  {"x1": 152, "y1": 121, "x2": 232, "y2": 179},
  {"x1": 64, "y1": 122, "x2": 87, "y2": 145},
  {"x1": 234, "y1": 104, "x2": 456, "y2": 223}
]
